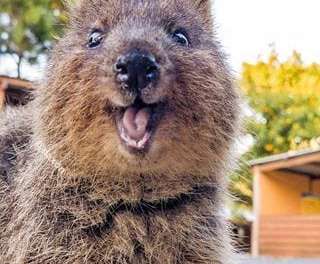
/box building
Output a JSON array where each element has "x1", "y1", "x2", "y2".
[
  {"x1": 250, "y1": 149, "x2": 320, "y2": 258},
  {"x1": 0, "y1": 75, "x2": 33, "y2": 109}
]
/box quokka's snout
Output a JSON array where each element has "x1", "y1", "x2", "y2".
[
  {"x1": 114, "y1": 49, "x2": 160, "y2": 96},
  {"x1": 106, "y1": 34, "x2": 175, "y2": 107}
]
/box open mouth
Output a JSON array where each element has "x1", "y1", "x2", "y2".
[{"x1": 116, "y1": 98, "x2": 164, "y2": 153}]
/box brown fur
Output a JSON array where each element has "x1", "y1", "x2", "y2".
[{"x1": 0, "y1": 0, "x2": 240, "y2": 263}]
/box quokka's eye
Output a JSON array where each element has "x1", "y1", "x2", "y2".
[
  {"x1": 87, "y1": 30, "x2": 104, "y2": 49},
  {"x1": 171, "y1": 29, "x2": 190, "y2": 47}
]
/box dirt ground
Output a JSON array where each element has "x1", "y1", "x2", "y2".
[{"x1": 239, "y1": 256, "x2": 320, "y2": 264}]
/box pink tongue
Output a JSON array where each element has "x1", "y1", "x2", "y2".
[{"x1": 122, "y1": 107, "x2": 151, "y2": 140}]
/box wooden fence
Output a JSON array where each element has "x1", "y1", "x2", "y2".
[{"x1": 259, "y1": 215, "x2": 320, "y2": 257}]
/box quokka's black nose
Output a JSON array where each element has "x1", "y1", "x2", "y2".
[{"x1": 114, "y1": 50, "x2": 160, "y2": 92}]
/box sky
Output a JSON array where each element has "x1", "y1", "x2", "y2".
[
  {"x1": 1, "y1": 0, "x2": 320, "y2": 80},
  {"x1": 214, "y1": 0, "x2": 320, "y2": 75}
]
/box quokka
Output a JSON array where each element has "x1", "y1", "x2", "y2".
[{"x1": 0, "y1": 0, "x2": 240, "y2": 263}]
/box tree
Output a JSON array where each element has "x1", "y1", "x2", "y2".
[
  {"x1": 230, "y1": 51, "x2": 320, "y2": 219},
  {"x1": 0, "y1": 0, "x2": 67, "y2": 78}
]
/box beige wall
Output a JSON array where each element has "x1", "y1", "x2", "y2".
[{"x1": 260, "y1": 170, "x2": 310, "y2": 215}]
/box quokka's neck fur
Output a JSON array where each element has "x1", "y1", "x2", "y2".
[{"x1": 0, "y1": 116, "x2": 234, "y2": 264}]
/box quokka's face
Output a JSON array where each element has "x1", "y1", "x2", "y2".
[{"x1": 40, "y1": 0, "x2": 239, "y2": 175}]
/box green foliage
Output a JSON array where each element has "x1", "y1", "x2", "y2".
[
  {"x1": 243, "y1": 51, "x2": 320, "y2": 156},
  {"x1": 231, "y1": 51, "x2": 320, "y2": 220},
  {"x1": 0, "y1": 0, "x2": 67, "y2": 77}
]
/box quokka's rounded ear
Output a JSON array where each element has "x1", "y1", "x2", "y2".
[
  {"x1": 192, "y1": 0, "x2": 213, "y2": 19},
  {"x1": 65, "y1": 0, "x2": 93, "y2": 27},
  {"x1": 194, "y1": 0, "x2": 211, "y2": 8}
]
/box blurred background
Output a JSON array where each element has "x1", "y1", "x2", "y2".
[{"x1": 0, "y1": 0, "x2": 320, "y2": 263}]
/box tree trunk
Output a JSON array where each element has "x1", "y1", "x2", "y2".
[{"x1": 17, "y1": 55, "x2": 23, "y2": 79}]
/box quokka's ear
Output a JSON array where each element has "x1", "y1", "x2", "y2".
[
  {"x1": 194, "y1": 0, "x2": 211, "y2": 8},
  {"x1": 192, "y1": 0, "x2": 213, "y2": 19}
]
